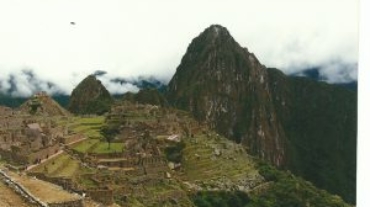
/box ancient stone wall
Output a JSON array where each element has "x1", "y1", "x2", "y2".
[
  {"x1": 0, "y1": 148, "x2": 28, "y2": 165},
  {"x1": 28, "y1": 144, "x2": 60, "y2": 164},
  {"x1": 27, "y1": 172, "x2": 76, "y2": 192}
]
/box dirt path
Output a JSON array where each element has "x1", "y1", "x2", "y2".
[
  {"x1": 0, "y1": 181, "x2": 33, "y2": 207},
  {"x1": 6, "y1": 170, "x2": 81, "y2": 204},
  {"x1": 26, "y1": 150, "x2": 64, "y2": 171},
  {"x1": 26, "y1": 136, "x2": 87, "y2": 172},
  {"x1": 66, "y1": 137, "x2": 88, "y2": 146}
]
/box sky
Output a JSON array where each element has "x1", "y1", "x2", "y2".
[{"x1": 0, "y1": 0, "x2": 359, "y2": 97}]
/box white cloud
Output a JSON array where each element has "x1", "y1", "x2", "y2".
[
  {"x1": 0, "y1": 0, "x2": 358, "y2": 96},
  {"x1": 96, "y1": 74, "x2": 140, "y2": 95}
]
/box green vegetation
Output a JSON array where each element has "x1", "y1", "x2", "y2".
[
  {"x1": 268, "y1": 68, "x2": 357, "y2": 203},
  {"x1": 69, "y1": 116, "x2": 126, "y2": 154},
  {"x1": 70, "y1": 116, "x2": 105, "y2": 138},
  {"x1": 30, "y1": 153, "x2": 79, "y2": 178},
  {"x1": 122, "y1": 88, "x2": 169, "y2": 106},
  {"x1": 181, "y1": 133, "x2": 258, "y2": 182},
  {"x1": 68, "y1": 75, "x2": 114, "y2": 115},
  {"x1": 90, "y1": 142, "x2": 124, "y2": 153},
  {"x1": 245, "y1": 162, "x2": 352, "y2": 207},
  {"x1": 164, "y1": 141, "x2": 185, "y2": 163},
  {"x1": 191, "y1": 191, "x2": 250, "y2": 207},
  {"x1": 191, "y1": 162, "x2": 351, "y2": 207},
  {"x1": 100, "y1": 121, "x2": 120, "y2": 149},
  {"x1": 72, "y1": 139, "x2": 99, "y2": 153},
  {"x1": 166, "y1": 24, "x2": 356, "y2": 204},
  {"x1": 29, "y1": 98, "x2": 41, "y2": 114}
]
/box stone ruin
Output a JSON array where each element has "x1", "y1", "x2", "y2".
[{"x1": 0, "y1": 107, "x2": 69, "y2": 166}]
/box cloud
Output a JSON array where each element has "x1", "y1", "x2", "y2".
[
  {"x1": 0, "y1": 69, "x2": 65, "y2": 97},
  {"x1": 95, "y1": 74, "x2": 140, "y2": 94},
  {"x1": 0, "y1": 0, "x2": 358, "y2": 96},
  {"x1": 290, "y1": 62, "x2": 358, "y2": 83},
  {"x1": 319, "y1": 62, "x2": 358, "y2": 84},
  {"x1": 93, "y1": 70, "x2": 108, "y2": 77}
]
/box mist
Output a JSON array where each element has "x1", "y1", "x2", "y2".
[{"x1": 0, "y1": 0, "x2": 358, "y2": 97}]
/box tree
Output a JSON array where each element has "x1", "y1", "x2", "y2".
[{"x1": 101, "y1": 124, "x2": 119, "y2": 150}]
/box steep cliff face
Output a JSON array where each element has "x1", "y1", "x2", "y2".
[
  {"x1": 167, "y1": 25, "x2": 356, "y2": 203},
  {"x1": 68, "y1": 75, "x2": 113, "y2": 115},
  {"x1": 267, "y1": 68, "x2": 356, "y2": 203},
  {"x1": 167, "y1": 25, "x2": 286, "y2": 166}
]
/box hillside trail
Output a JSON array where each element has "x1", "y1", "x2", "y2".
[{"x1": 25, "y1": 150, "x2": 64, "y2": 171}]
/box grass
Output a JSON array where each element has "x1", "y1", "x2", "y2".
[
  {"x1": 30, "y1": 154, "x2": 67, "y2": 173},
  {"x1": 90, "y1": 142, "x2": 125, "y2": 154},
  {"x1": 69, "y1": 116, "x2": 105, "y2": 138},
  {"x1": 30, "y1": 153, "x2": 77, "y2": 177},
  {"x1": 53, "y1": 159, "x2": 80, "y2": 177},
  {"x1": 181, "y1": 134, "x2": 258, "y2": 182},
  {"x1": 72, "y1": 139, "x2": 100, "y2": 153},
  {"x1": 30, "y1": 152, "x2": 93, "y2": 179},
  {"x1": 79, "y1": 177, "x2": 98, "y2": 188}
]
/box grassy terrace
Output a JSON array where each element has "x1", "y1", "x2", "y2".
[
  {"x1": 29, "y1": 152, "x2": 95, "y2": 179},
  {"x1": 182, "y1": 133, "x2": 259, "y2": 182},
  {"x1": 69, "y1": 116, "x2": 105, "y2": 139},
  {"x1": 30, "y1": 153, "x2": 79, "y2": 178},
  {"x1": 72, "y1": 139, "x2": 100, "y2": 153},
  {"x1": 67, "y1": 116, "x2": 127, "y2": 154},
  {"x1": 90, "y1": 142, "x2": 124, "y2": 154}
]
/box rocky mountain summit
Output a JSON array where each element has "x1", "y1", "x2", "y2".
[
  {"x1": 168, "y1": 24, "x2": 286, "y2": 166},
  {"x1": 167, "y1": 24, "x2": 356, "y2": 203},
  {"x1": 68, "y1": 75, "x2": 113, "y2": 115}
]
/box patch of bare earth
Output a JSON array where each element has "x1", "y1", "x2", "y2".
[
  {"x1": 7, "y1": 171, "x2": 81, "y2": 203},
  {"x1": 0, "y1": 181, "x2": 33, "y2": 207}
]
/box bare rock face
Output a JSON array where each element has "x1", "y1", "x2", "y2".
[
  {"x1": 68, "y1": 75, "x2": 113, "y2": 115},
  {"x1": 167, "y1": 25, "x2": 286, "y2": 166}
]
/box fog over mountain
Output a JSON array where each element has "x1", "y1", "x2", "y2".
[{"x1": 0, "y1": 0, "x2": 358, "y2": 97}]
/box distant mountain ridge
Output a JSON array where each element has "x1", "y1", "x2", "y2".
[
  {"x1": 0, "y1": 76, "x2": 167, "y2": 108},
  {"x1": 0, "y1": 70, "x2": 353, "y2": 108}
]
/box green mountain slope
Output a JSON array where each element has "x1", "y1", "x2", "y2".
[
  {"x1": 166, "y1": 25, "x2": 356, "y2": 203},
  {"x1": 121, "y1": 88, "x2": 169, "y2": 107},
  {"x1": 267, "y1": 68, "x2": 356, "y2": 203},
  {"x1": 68, "y1": 75, "x2": 113, "y2": 115}
]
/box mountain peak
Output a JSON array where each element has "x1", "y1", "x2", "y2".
[
  {"x1": 197, "y1": 24, "x2": 234, "y2": 45},
  {"x1": 68, "y1": 75, "x2": 113, "y2": 115},
  {"x1": 206, "y1": 24, "x2": 230, "y2": 37},
  {"x1": 168, "y1": 24, "x2": 286, "y2": 166}
]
